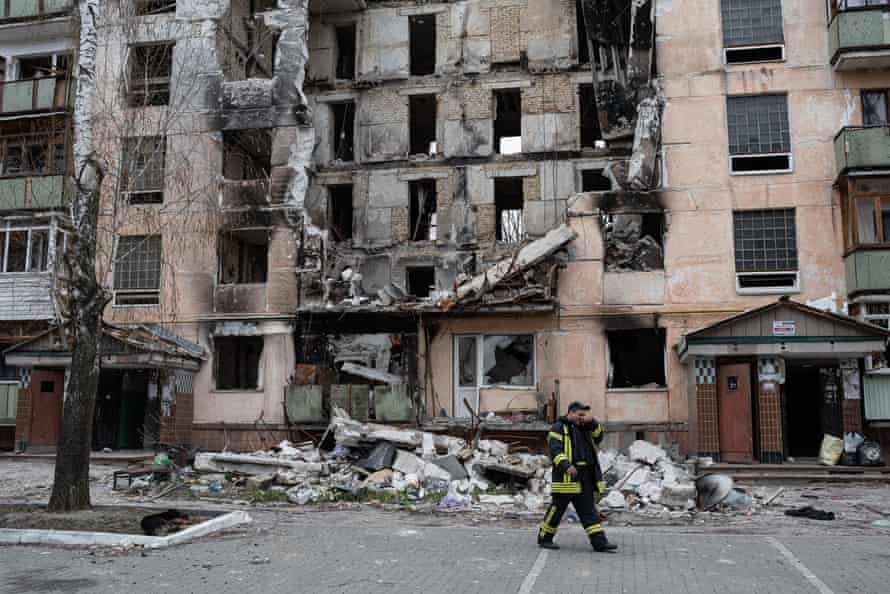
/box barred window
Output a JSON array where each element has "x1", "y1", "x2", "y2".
[
  {"x1": 727, "y1": 95, "x2": 790, "y2": 155},
  {"x1": 733, "y1": 209, "x2": 798, "y2": 272},
  {"x1": 114, "y1": 235, "x2": 161, "y2": 291},
  {"x1": 720, "y1": 0, "x2": 784, "y2": 47},
  {"x1": 121, "y1": 136, "x2": 165, "y2": 202}
]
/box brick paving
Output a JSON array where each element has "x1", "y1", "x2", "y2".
[{"x1": 1, "y1": 508, "x2": 889, "y2": 593}]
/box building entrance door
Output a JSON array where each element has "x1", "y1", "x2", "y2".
[{"x1": 718, "y1": 362, "x2": 754, "y2": 462}]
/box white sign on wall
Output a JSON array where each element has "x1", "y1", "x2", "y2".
[{"x1": 772, "y1": 321, "x2": 796, "y2": 337}]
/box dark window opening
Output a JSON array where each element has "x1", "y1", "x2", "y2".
[
  {"x1": 494, "y1": 89, "x2": 522, "y2": 154},
  {"x1": 730, "y1": 154, "x2": 791, "y2": 173},
  {"x1": 606, "y1": 329, "x2": 666, "y2": 389},
  {"x1": 121, "y1": 136, "x2": 166, "y2": 204},
  {"x1": 409, "y1": 15, "x2": 436, "y2": 76},
  {"x1": 495, "y1": 177, "x2": 524, "y2": 243},
  {"x1": 329, "y1": 185, "x2": 354, "y2": 242},
  {"x1": 17, "y1": 56, "x2": 53, "y2": 79},
  {"x1": 575, "y1": 0, "x2": 590, "y2": 64},
  {"x1": 581, "y1": 169, "x2": 611, "y2": 191},
  {"x1": 127, "y1": 43, "x2": 173, "y2": 107},
  {"x1": 40, "y1": 381, "x2": 55, "y2": 393},
  {"x1": 335, "y1": 24, "x2": 356, "y2": 80},
  {"x1": 218, "y1": 229, "x2": 268, "y2": 285},
  {"x1": 407, "y1": 266, "x2": 435, "y2": 298},
  {"x1": 579, "y1": 83, "x2": 601, "y2": 147},
  {"x1": 5, "y1": 231, "x2": 27, "y2": 272},
  {"x1": 409, "y1": 94, "x2": 437, "y2": 155},
  {"x1": 737, "y1": 273, "x2": 797, "y2": 289},
  {"x1": 135, "y1": 0, "x2": 176, "y2": 15},
  {"x1": 223, "y1": 129, "x2": 272, "y2": 180},
  {"x1": 410, "y1": 180, "x2": 437, "y2": 241},
  {"x1": 215, "y1": 336, "x2": 263, "y2": 390},
  {"x1": 483, "y1": 335, "x2": 534, "y2": 386},
  {"x1": 603, "y1": 213, "x2": 665, "y2": 271},
  {"x1": 863, "y1": 90, "x2": 888, "y2": 126},
  {"x1": 725, "y1": 45, "x2": 783, "y2": 64},
  {"x1": 331, "y1": 102, "x2": 355, "y2": 162}
]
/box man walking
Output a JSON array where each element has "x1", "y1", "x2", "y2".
[{"x1": 537, "y1": 401, "x2": 617, "y2": 552}]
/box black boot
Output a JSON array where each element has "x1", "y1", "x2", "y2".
[
  {"x1": 537, "y1": 536, "x2": 560, "y2": 550},
  {"x1": 590, "y1": 532, "x2": 617, "y2": 552}
]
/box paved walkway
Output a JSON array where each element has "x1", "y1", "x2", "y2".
[{"x1": 1, "y1": 508, "x2": 888, "y2": 593}]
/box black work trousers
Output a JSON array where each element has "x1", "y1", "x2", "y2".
[{"x1": 538, "y1": 469, "x2": 603, "y2": 542}]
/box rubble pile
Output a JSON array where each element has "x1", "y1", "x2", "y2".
[{"x1": 598, "y1": 440, "x2": 698, "y2": 514}]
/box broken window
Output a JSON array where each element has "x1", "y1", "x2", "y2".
[
  {"x1": 862, "y1": 90, "x2": 888, "y2": 126},
  {"x1": 579, "y1": 84, "x2": 601, "y2": 148},
  {"x1": 495, "y1": 177, "x2": 524, "y2": 243},
  {"x1": 721, "y1": 0, "x2": 784, "y2": 63},
  {"x1": 494, "y1": 89, "x2": 522, "y2": 155},
  {"x1": 335, "y1": 24, "x2": 356, "y2": 80},
  {"x1": 603, "y1": 213, "x2": 665, "y2": 271},
  {"x1": 114, "y1": 235, "x2": 162, "y2": 305},
  {"x1": 409, "y1": 180, "x2": 437, "y2": 241},
  {"x1": 733, "y1": 209, "x2": 799, "y2": 292},
  {"x1": 0, "y1": 226, "x2": 52, "y2": 273},
  {"x1": 134, "y1": 0, "x2": 176, "y2": 15},
  {"x1": 218, "y1": 229, "x2": 268, "y2": 285},
  {"x1": 407, "y1": 266, "x2": 435, "y2": 298},
  {"x1": 726, "y1": 95, "x2": 791, "y2": 173},
  {"x1": 409, "y1": 95, "x2": 437, "y2": 155},
  {"x1": 121, "y1": 136, "x2": 166, "y2": 204},
  {"x1": 328, "y1": 185, "x2": 354, "y2": 242},
  {"x1": 331, "y1": 102, "x2": 355, "y2": 162},
  {"x1": 215, "y1": 336, "x2": 263, "y2": 390},
  {"x1": 409, "y1": 15, "x2": 436, "y2": 76},
  {"x1": 581, "y1": 169, "x2": 611, "y2": 192},
  {"x1": 127, "y1": 43, "x2": 174, "y2": 107},
  {"x1": 222, "y1": 129, "x2": 271, "y2": 180},
  {"x1": 16, "y1": 56, "x2": 53, "y2": 79},
  {"x1": 0, "y1": 137, "x2": 64, "y2": 177},
  {"x1": 575, "y1": 0, "x2": 590, "y2": 64},
  {"x1": 606, "y1": 329, "x2": 666, "y2": 389},
  {"x1": 482, "y1": 335, "x2": 534, "y2": 386}
]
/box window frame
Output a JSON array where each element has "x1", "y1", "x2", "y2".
[
  {"x1": 861, "y1": 89, "x2": 890, "y2": 127},
  {"x1": 213, "y1": 335, "x2": 264, "y2": 391},
  {"x1": 720, "y1": 0, "x2": 786, "y2": 63},
  {"x1": 842, "y1": 178, "x2": 890, "y2": 251},
  {"x1": 126, "y1": 42, "x2": 174, "y2": 108},
  {"x1": 120, "y1": 135, "x2": 166, "y2": 203},
  {"x1": 605, "y1": 328, "x2": 668, "y2": 391},
  {"x1": 0, "y1": 224, "x2": 53, "y2": 274},
  {"x1": 726, "y1": 94, "x2": 793, "y2": 175},
  {"x1": 112, "y1": 234, "x2": 162, "y2": 306},
  {"x1": 732, "y1": 208, "x2": 800, "y2": 294},
  {"x1": 454, "y1": 334, "x2": 537, "y2": 390}
]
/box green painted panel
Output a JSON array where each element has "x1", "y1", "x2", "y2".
[
  {"x1": 285, "y1": 385, "x2": 325, "y2": 423},
  {"x1": 374, "y1": 385, "x2": 413, "y2": 423},
  {"x1": 0, "y1": 178, "x2": 27, "y2": 210},
  {"x1": 46, "y1": 0, "x2": 72, "y2": 13},
  {"x1": 836, "y1": 10, "x2": 889, "y2": 51},
  {"x1": 0, "y1": 384, "x2": 18, "y2": 426},
  {"x1": 9, "y1": 0, "x2": 40, "y2": 18},
  {"x1": 36, "y1": 78, "x2": 56, "y2": 110},
  {"x1": 330, "y1": 384, "x2": 369, "y2": 421},
  {"x1": 1, "y1": 80, "x2": 35, "y2": 113},
  {"x1": 836, "y1": 127, "x2": 890, "y2": 171},
  {"x1": 847, "y1": 250, "x2": 890, "y2": 293},
  {"x1": 29, "y1": 176, "x2": 66, "y2": 208},
  {"x1": 864, "y1": 375, "x2": 890, "y2": 420}
]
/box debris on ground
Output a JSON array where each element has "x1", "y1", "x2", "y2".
[{"x1": 784, "y1": 506, "x2": 835, "y2": 521}]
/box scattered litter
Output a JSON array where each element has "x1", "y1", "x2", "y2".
[{"x1": 784, "y1": 506, "x2": 835, "y2": 521}]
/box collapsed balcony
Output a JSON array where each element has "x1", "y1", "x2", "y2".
[
  {"x1": 220, "y1": 129, "x2": 273, "y2": 209},
  {"x1": 217, "y1": 1, "x2": 279, "y2": 82}
]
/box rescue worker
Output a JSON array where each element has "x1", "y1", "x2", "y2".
[{"x1": 537, "y1": 401, "x2": 617, "y2": 552}]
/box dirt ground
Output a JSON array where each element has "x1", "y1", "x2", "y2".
[{"x1": 0, "y1": 504, "x2": 218, "y2": 534}]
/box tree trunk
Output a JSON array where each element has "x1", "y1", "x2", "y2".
[{"x1": 48, "y1": 0, "x2": 106, "y2": 512}]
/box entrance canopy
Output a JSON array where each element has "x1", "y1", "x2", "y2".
[
  {"x1": 678, "y1": 298, "x2": 890, "y2": 362},
  {"x1": 2, "y1": 323, "x2": 206, "y2": 371}
]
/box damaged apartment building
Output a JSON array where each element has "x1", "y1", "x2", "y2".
[{"x1": 3, "y1": 0, "x2": 890, "y2": 464}]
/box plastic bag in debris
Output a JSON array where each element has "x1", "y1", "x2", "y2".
[
  {"x1": 818, "y1": 434, "x2": 843, "y2": 466},
  {"x1": 858, "y1": 441, "x2": 885, "y2": 466},
  {"x1": 843, "y1": 432, "x2": 865, "y2": 454},
  {"x1": 287, "y1": 486, "x2": 318, "y2": 505}
]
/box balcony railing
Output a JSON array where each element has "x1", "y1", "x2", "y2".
[
  {"x1": 0, "y1": 0, "x2": 72, "y2": 22},
  {"x1": 0, "y1": 76, "x2": 71, "y2": 115},
  {"x1": 0, "y1": 175, "x2": 68, "y2": 210},
  {"x1": 829, "y1": 3, "x2": 890, "y2": 70},
  {"x1": 221, "y1": 179, "x2": 271, "y2": 209},
  {"x1": 834, "y1": 126, "x2": 890, "y2": 176}
]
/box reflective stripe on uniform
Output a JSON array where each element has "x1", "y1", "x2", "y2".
[
  {"x1": 547, "y1": 431, "x2": 563, "y2": 442},
  {"x1": 553, "y1": 454, "x2": 569, "y2": 465},
  {"x1": 591, "y1": 424, "x2": 603, "y2": 438},
  {"x1": 597, "y1": 481, "x2": 606, "y2": 494},
  {"x1": 584, "y1": 523, "x2": 604, "y2": 535}
]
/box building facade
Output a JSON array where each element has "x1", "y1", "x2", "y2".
[{"x1": 3, "y1": 0, "x2": 890, "y2": 462}]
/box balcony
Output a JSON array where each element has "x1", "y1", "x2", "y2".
[
  {"x1": 834, "y1": 126, "x2": 890, "y2": 177},
  {"x1": 0, "y1": 0, "x2": 72, "y2": 22},
  {"x1": 221, "y1": 179, "x2": 271, "y2": 209},
  {"x1": 846, "y1": 249, "x2": 890, "y2": 294},
  {"x1": 214, "y1": 284, "x2": 266, "y2": 313},
  {"x1": 0, "y1": 175, "x2": 68, "y2": 210},
  {"x1": 0, "y1": 76, "x2": 71, "y2": 115},
  {"x1": 829, "y1": 4, "x2": 890, "y2": 70}
]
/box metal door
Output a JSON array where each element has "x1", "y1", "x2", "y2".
[
  {"x1": 718, "y1": 363, "x2": 754, "y2": 463},
  {"x1": 454, "y1": 336, "x2": 479, "y2": 418},
  {"x1": 819, "y1": 367, "x2": 843, "y2": 437},
  {"x1": 29, "y1": 369, "x2": 64, "y2": 446}
]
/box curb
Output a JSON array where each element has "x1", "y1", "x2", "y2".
[{"x1": 0, "y1": 510, "x2": 252, "y2": 549}]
